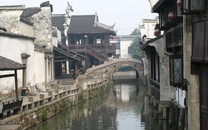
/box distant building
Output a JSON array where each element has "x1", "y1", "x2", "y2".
[
  {"x1": 52, "y1": 3, "x2": 88, "y2": 79},
  {"x1": 52, "y1": 9, "x2": 86, "y2": 79},
  {"x1": 111, "y1": 35, "x2": 137, "y2": 58},
  {"x1": 52, "y1": 12, "x2": 116, "y2": 74},
  {"x1": 139, "y1": 18, "x2": 158, "y2": 41}
]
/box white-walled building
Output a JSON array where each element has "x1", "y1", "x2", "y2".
[
  {"x1": 0, "y1": 31, "x2": 35, "y2": 94},
  {"x1": 111, "y1": 35, "x2": 137, "y2": 58},
  {"x1": 139, "y1": 18, "x2": 158, "y2": 40},
  {"x1": 52, "y1": 26, "x2": 62, "y2": 47},
  {"x1": 0, "y1": 5, "x2": 34, "y2": 37},
  {"x1": 0, "y1": 1, "x2": 54, "y2": 95}
]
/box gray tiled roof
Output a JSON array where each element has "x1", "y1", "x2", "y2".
[
  {"x1": 20, "y1": 7, "x2": 41, "y2": 25},
  {"x1": 52, "y1": 14, "x2": 65, "y2": 32},
  {"x1": 0, "y1": 56, "x2": 26, "y2": 70},
  {"x1": 0, "y1": 31, "x2": 35, "y2": 40},
  {"x1": 68, "y1": 15, "x2": 116, "y2": 35},
  {"x1": 21, "y1": 7, "x2": 41, "y2": 18}
]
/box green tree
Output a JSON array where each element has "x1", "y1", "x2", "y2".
[
  {"x1": 130, "y1": 28, "x2": 141, "y2": 35},
  {"x1": 129, "y1": 29, "x2": 144, "y2": 59}
]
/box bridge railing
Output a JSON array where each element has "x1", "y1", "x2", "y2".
[
  {"x1": 82, "y1": 78, "x2": 108, "y2": 90},
  {"x1": 86, "y1": 58, "x2": 143, "y2": 73}
]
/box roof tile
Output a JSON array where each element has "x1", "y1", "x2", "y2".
[{"x1": 0, "y1": 56, "x2": 26, "y2": 70}]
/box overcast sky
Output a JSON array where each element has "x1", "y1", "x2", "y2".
[{"x1": 1, "y1": 0, "x2": 157, "y2": 35}]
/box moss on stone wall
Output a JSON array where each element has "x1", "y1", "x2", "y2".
[
  {"x1": 0, "y1": 82, "x2": 111, "y2": 129},
  {"x1": 41, "y1": 107, "x2": 48, "y2": 121}
]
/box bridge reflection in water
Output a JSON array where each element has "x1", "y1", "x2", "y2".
[
  {"x1": 28, "y1": 80, "x2": 171, "y2": 130},
  {"x1": 113, "y1": 81, "x2": 139, "y2": 102}
]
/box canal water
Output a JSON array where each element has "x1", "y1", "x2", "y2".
[{"x1": 28, "y1": 80, "x2": 171, "y2": 130}]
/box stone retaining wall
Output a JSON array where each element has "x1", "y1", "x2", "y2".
[
  {"x1": 0, "y1": 79, "x2": 109, "y2": 129},
  {"x1": 147, "y1": 92, "x2": 187, "y2": 130}
]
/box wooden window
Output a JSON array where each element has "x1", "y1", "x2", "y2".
[
  {"x1": 96, "y1": 35, "x2": 102, "y2": 44},
  {"x1": 192, "y1": 19, "x2": 208, "y2": 63},
  {"x1": 157, "y1": 0, "x2": 182, "y2": 30},
  {"x1": 70, "y1": 36, "x2": 76, "y2": 45},
  {"x1": 169, "y1": 55, "x2": 183, "y2": 87},
  {"x1": 61, "y1": 62, "x2": 66, "y2": 73},
  {"x1": 201, "y1": 114, "x2": 208, "y2": 130},
  {"x1": 96, "y1": 38, "x2": 101, "y2": 44},
  {"x1": 160, "y1": 8, "x2": 167, "y2": 28},
  {"x1": 192, "y1": 21, "x2": 204, "y2": 61},
  {"x1": 199, "y1": 66, "x2": 208, "y2": 130},
  {"x1": 205, "y1": 21, "x2": 208, "y2": 61},
  {"x1": 182, "y1": 0, "x2": 205, "y2": 14},
  {"x1": 177, "y1": 2, "x2": 182, "y2": 17},
  {"x1": 89, "y1": 36, "x2": 94, "y2": 44},
  {"x1": 151, "y1": 51, "x2": 155, "y2": 80},
  {"x1": 166, "y1": 24, "x2": 183, "y2": 50},
  {"x1": 151, "y1": 50, "x2": 160, "y2": 82}
]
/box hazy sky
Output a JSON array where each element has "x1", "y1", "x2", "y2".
[{"x1": 1, "y1": 0, "x2": 157, "y2": 35}]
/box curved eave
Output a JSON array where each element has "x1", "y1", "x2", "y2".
[
  {"x1": 140, "y1": 35, "x2": 164, "y2": 50},
  {"x1": 0, "y1": 66, "x2": 26, "y2": 71},
  {"x1": 0, "y1": 31, "x2": 35, "y2": 40},
  {"x1": 140, "y1": 42, "x2": 150, "y2": 50},
  {"x1": 152, "y1": 0, "x2": 165, "y2": 13},
  {"x1": 0, "y1": 56, "x2": 26, "y2": 71}
]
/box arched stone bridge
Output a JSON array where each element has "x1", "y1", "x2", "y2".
[{"x1": 85, "y1": 58, "x2": 143, "y2": 81}]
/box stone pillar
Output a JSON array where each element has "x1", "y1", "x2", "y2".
[
  {"x1": 183, "y1": 15, "x2": 200, "y2": 130},
  {"x1": 21, "y1": 53, "x2": 30, "y2": 88},
  {"x1": 75, "y1": 62, "x2": 78, "y2": 78},
  {"x1": 51, "y1": 58, "x2": 55, "y2": 81},
  {"x1": 14, "y1": 70, "x2": 18, "y2": 99},
  {"x1": 22, "y1": 68, "x2": 26, "y2": 88},
  {"x1": 158, "y1": 103, "x2": 162, "y2": 113},
  {"x1": 66, "y1": 60, "x2": 70, "y2": 74},
  {"x1": 45, "y1": 57, "x2": 48, "y2": 84},
  {"x1": 162, "y1": 107, "x2": 167, "y2": 119}
]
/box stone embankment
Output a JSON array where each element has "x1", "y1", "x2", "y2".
[
  {"x1": 0, "y1": 77, "x2": 110, "y2": 130},
  {"x1": 146, "y1": 91, "x2": 186, "y2": 129}
]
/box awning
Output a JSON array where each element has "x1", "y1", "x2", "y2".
[
  {"x1": 0, "y1": 56, "x2": 26, "y2": 99},
  {"x1": 0, "y1": 56, "x2": 26, "y2": 70},
  {"x1": 53, "y1": 46, "x2": 81, "y2": 61}
]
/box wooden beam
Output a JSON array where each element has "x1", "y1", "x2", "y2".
[
  {"x1": 55, "y1": 59, "x2": 78, "y2": 62},
  {"x1": 54, "y1": 56, "x2": 67, "y2": 59},
  {"x1": 14, "y1": 70, "x2": 18, "y2": 99},
  {"x1": 55, "y1": 59, "x2": 67, "y2": 62},
  {"x1": 0, "y1": 74, "x2": 15, "y2": 78}
]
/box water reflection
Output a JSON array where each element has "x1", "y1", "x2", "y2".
[
  {"x1": 113, "y1": 81, "x2": 139, "y2": 102},
  {"x1": 28, "y1": 81, "x2": 171, "y2": 130}
]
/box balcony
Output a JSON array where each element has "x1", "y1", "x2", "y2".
[
  {"x1": 69, "y1": 44, "x2": 115, "y2": 51},
  {"x1": 68, "y1": 44, "x2": 115, "y2": 62},
  {"x1": 166, "y1": 24, "x2": 183, "y2": 50}
]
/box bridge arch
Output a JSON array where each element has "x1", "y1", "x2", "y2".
[
  {"x1": 85, "y1": 58, "x2": 143, "y2": 82},
  {"x1": 109, "y1": 62, "x2": 142, "y2": 81}
]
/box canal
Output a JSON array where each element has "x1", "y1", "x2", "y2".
[{"x1": 28, "y1": 80, "x2": 171, "y2": 130}]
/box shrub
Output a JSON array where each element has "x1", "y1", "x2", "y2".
[{"x1": 41, "y1": 107, "x2": 48, "y2": 121}]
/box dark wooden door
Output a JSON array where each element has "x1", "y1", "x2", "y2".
[{"x1": 200, "y1": 66, "x2": 208, "y2": 130}]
